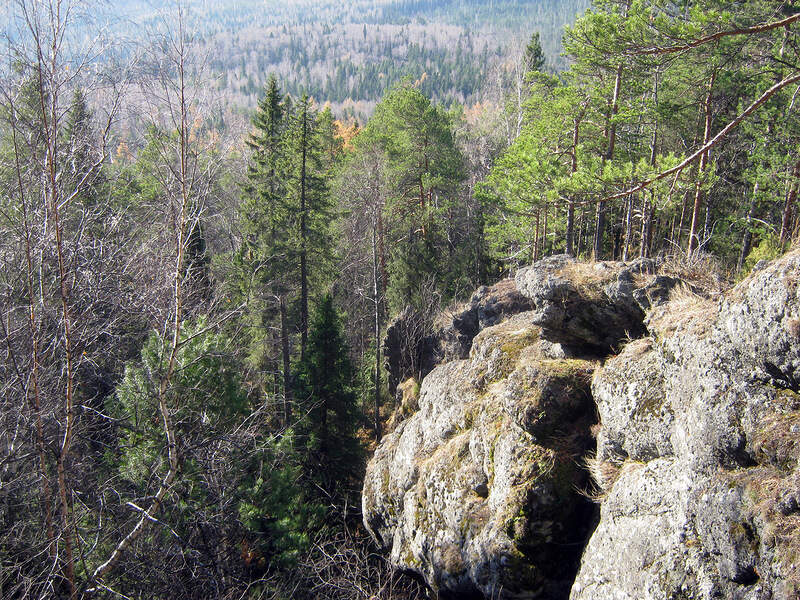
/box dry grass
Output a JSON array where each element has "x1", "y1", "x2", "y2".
[
  {"x1": 658, "y1": 252, "x2": 730, "y2": 296},
  {"x1": 433, "y1": 298, "x2": 470, "y2": 330},
  {"x1": 579, "y1": 452, "x2": 642, "y2": 503},
  {"x1": 582, "y1": 454, "x2": 621, "y2": 501},
  {"x1": 556, "y1": 260, "x2": 620, "y2": 284},
  {"x1": 647, "y1": 283, "x2": 719, "y2": 338},
  {"x1": 753, "y1": 410, "x2": 800, "y2": 471},
  {"x1": 619, "y1": 337, "x2": 654, "y2": 360},
  {"x1": 632, "y1": 271, "x2": 657, "y2": 289},
  {"x1": 556, "y1": 261, "x2": 620, "y2": 302},
  {"x1": 728, "y1": 466, "x2": 800, "y2": 594},
  {"x1": 440, "y1": 544, "x2": 466, "y2": 575},
  {"x1": 731, "y1": 407, "x2": 800, "y2": 593},
  {"x1": 386, "y1": 378, "x2": 421, "y2": 433}
]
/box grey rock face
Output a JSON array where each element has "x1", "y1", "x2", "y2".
[
  {"x1": 364, "y1": 313, "x2": 597, "y2": 599},
  {"x1": 574, "y1": 251, "x2": 800, "y2": 600},
  {"x1": 431, "y1": 278, "x2": 533, "y2": 368},
  {"x1": 514, "y1": 255, "x2": 648, "y2": 352},
  {"x1": 368, "y1": 252, "x2": 800, "y2": 600},
  {"x1": 592, "y1": 337, "x2": 673, "y2": 462}
]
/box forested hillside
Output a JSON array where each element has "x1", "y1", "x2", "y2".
[
  {"x1": 108, "y1": 0, "x2": 589, "y2": 120},
  {"x1": 2, "y1": 0, "x2": 800, "y2": 599}
]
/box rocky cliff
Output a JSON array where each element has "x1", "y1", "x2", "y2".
[{"x1": 362, "y1": 252, "x2": 800, "y2": 599}]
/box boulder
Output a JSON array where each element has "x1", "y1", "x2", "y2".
[
  {"x1": 364, "y1": 313, "x2": 597, "y2": 599},
  {"x1": 573, "y1": 250, "x2": 800, "y2": 600},
  {"x1": 514, "y1": 256, "x2": 652, "y2": 353}
]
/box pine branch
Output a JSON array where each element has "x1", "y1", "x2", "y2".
[
  {"x1": 628, "y1": 12, "x2": 800, "y2": 56},
  {"x1": 593, "y1": 71, "x2": 800, "y2": 205}
]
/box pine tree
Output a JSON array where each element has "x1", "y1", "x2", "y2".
[{"x1": 361, "y1": 84, "x2": 466, "y2": 312}]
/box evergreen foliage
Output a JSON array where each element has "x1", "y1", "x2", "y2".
[
  {"x1": 295, "y1": 294, "x2": 363, "y2": 501},
  {"x1": 360, "y1": 83, "x2": 469, "y2": 311}
]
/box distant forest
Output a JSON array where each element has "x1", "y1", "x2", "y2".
[{"x1": 114, "y1": 0, "x2": 590, "y2": 119}]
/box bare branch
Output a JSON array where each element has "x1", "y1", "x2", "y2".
[{"x1": 627, "y1": 12, "x2": 800, "y2": 56}]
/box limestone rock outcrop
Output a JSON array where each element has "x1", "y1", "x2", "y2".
[
  {"x1": 364, "y1": 313, "x2": 597, "y2": 598},
  {"x1": 365, "y1": 251, "x2": 800, "y2": 600},
  {"x1": 366, "y1": 258, "x2": 654, "y2": 598},
  {"x1": 574, "y1": 252, "x2": 800, "y2": 600},
  {"x1": 514, "y1": 255, "x2": 653, "y2": 353}
]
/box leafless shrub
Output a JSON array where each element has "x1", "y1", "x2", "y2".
[{"x1": 291, "y1": 523, "x2": 429, "y2": 600}]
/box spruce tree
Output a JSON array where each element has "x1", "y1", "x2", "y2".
[
  {"x1": 235, "y1": 76, "x2": 293, "y2": 419},
  {"x1": 524, "y1": 32, "x2": 547, "y2": 74},
  {"x1": 283, "y1": 94, "x2": 334, "y2": 361},
  {"x1": 295, "y1": 294, "x2": 362, "y2": 500}
]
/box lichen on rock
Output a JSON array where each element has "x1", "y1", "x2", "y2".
[
  {"x1": 574, "y1": 250, "x2": 800, "y2": 600},
  {"x1": 364, "y1": 309, "x2": 597, "y2": 598},
  {"x1": 366, "y1": 251, "x2": 800, "y2": 600}
]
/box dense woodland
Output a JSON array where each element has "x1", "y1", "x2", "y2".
[{"x1": 2, "y1": 0, "x2": 800, "y2": 598}]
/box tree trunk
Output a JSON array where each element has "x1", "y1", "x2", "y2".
[
  {"x1": 640, "y1": 195, "x2": 653, "y2": 258},
  {"x1": 642, "y1": 76, "x2": 659, "y2": 259},
  {"x1": 737, "y1": 184, "x2": 758, "y2": 273},
  {"x1": 780, "y1": 161, "x2": 800, "y2": 246},
  {"x1": 372, "y1": 220, "x2": 382, "y2": 442},
  {"x1": 12, "y1": 102, "x2": 56, "y2": 557},
  {"x1": 300, "y1": 106, "x2": 309, "y2": 361},
  {"x1": 542, "y1": 203, "x2": 548, "y2": 257},
  {"x1": 595, "y1": 63, "x2": 624, "y2": 260},
  {"x1": 593, "y1": 202, "x2": 606, "y2": 261},
  {"x1": 280, "y1": 296, "x2": 292, "y2": 425},
  {"x1": 675, "y1": 189, "x2": 687, "y2": 243},
  {"x1": 566, "y1": 201, "x2": 575, "y2": 256},
  {"x1": 688, "y1": 73, "x2": 716, "y2": 257},
  {"x1": 623, "y1": 195, "x2": 634, "y2": 261},
  {"x1": 43, "y1": 59, "x2": 78, "y2": 597},
  {"x1": 566, "y1": 110, "x2": 585, "y2": 256}
]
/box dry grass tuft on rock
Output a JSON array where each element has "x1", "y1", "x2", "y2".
[
  {"x1": 647, "y1": 283, "x2": 719, "y2": 338},
  {"x1": 753, "y1": 410, "x2": 800, "y2": 472},
  {"x1": 731, "y1": 466, "x2": 800, "y2": 597},
  {"x1": 581, "y1": 453, "x2": 622, "y2": 502},
  {"x1": 556, "y1": 260, "x2": 619, "y2": 301},
  {"x1": 658, "y1": 252, "x2": 729, "y2": 295},
  {"x1": 580, "y1": 453, "x2": 644, "y2": 503},
  {"x1": 386, "y1": 378, "x2": 421, "y2": 433}
]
